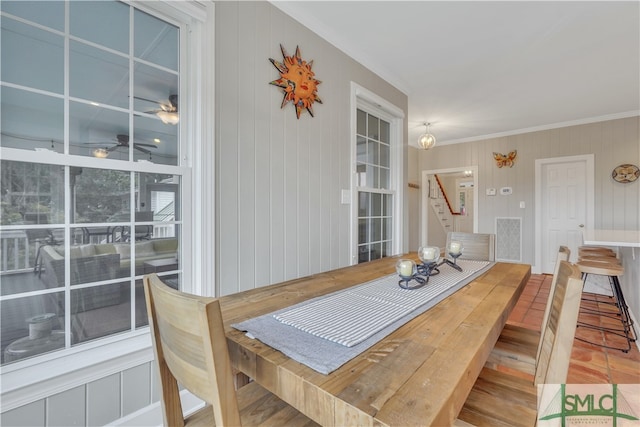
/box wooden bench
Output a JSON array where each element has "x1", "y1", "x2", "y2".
[
  {"x1": 456, "y1": 261, "x2": 583, "y2": 426},
  {"x1": 484, "y1": 246, "x2": 570, "y2": 376}
]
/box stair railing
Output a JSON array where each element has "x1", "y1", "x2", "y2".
[{"x1": 434, "y1": 174, "x2": 462, "y2": 216}]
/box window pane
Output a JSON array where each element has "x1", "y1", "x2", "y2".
[
  {"x1": 356, "y1": 136, "x2": 367, "y2": 164},
  {"x1": 367, "y1": 115, "x2": 379, "y2": 140},
  {"x1": 1, "y1": 1, "x2": 65, "y2": 31},
  {"x1": 382, "y1": 241, "x2": 392, "y2": 258},
  {"x1": 70, "y1": 0, "x2": 129, "y2": 53},
  {"x1": 380, "y1": 120, "x2": 390, "y2": 143},
  {"x1": 380, "y1": 167, "x2": 390, "y2": 189},
  {"x1": 365, "y1": 164, "x2": 376, "y2": 188},
  {"x1": 134, "y1": 279, "x2": 148, "y2": 329},
  {"x1": 0, "y1": 230, "x2": 31, "y2": 279},
  {"x1": 1, "y1": 18, "x2": 64, "y2": 94},
  {"x1": 372, "y1": 218, "x2": 382, "y2": 242},
  {"x1": 372, "y1": 165, "x2": 380, "y2": 188},
  {"x1": 73, "y1": 168, "x2": 131, "y2": 224},
  {"x1": 71, "y1": 282, "x2": 130, "y2": 345},
  {"x1": 356, "y1": 164, "x2": 366, "y2": 187},
  {"x1": 1, "y1": 87, "x2": 64, "y2": 153},
  {"x1": 370, "y1": 243, "x2": 382, "y2": 260},
  {"x1": 384, "y1": 194, "x2": 393, "y2": 216},
  {"x1": 358, "y1": 219, "x2": 367, "y2": 244},
  {"x1": 367, "y1": 139, "x2": 379, "y2": 165},
  {"x1": 380, "y1": 142, "x2": 390, "y2": 168},
  {"x1": 133, "y1": 115, "x2": 178, "y2": 165},
  {"x1": 383, "y1": 218, "x2": 392, "y2": 240},
  {"x1": 358, "y1": 244, "x2": 370, "y2": 263},
  {"x1": 138, "y1": 173, "x2": 181, "y2": 221},
  {"x1": 371, "y1": 193, "x2": 382, "y2": 217},
  {"x1": 357, "y1": 109, "x2": 366, "y2": 135},
  {"x1": 71, "y1": 247, "x2": 120, "y2": 286},
  {"x1": 2, "y1": 295, "x2": 65, "y2": 364},
  {"x1": 133, "y1": 63, "x2": 179, "y2": 113},
  {"x1": 69, "y1": 102, "x2": 130, "y2": 160},
  {"x1": 1, "y1": 161, "x2": 65, "y2": 225},
  {"x1": 70, "y1": 41, "x2": 129, "y2": 108},
  {"x1": 358, "y1": 192, "x2": 369, "y2": 217},
  {"x1": 134, "y1": 9, "x2": 179, "y2": 71}
]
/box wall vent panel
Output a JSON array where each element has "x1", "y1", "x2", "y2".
[{"x1": 496, "y1": 217, "x2": 522, "y2": 262}]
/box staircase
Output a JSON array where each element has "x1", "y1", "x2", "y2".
[{"x1": 428, "y1": 174, "x2": 461, "y2": 234}]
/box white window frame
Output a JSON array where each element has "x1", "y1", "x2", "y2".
[
  {"x1": 350, "y1": 82, "x2": 405, "y2": 265},
  {"x1": 0, "y1": 1, "x2": 214, "y2": 411}
]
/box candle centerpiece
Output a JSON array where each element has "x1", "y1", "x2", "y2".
[
  {"x1": 417, "y1": 245, "x2": 440, "y2": 278},
  {"x1": 395, "y1": 259, "x2": 427, "y2": 290},
  {"x1": 440, "y1": 241, "x2": 463, "y2": 272}
]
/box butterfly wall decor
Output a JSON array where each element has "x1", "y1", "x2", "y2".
[{"x1": 493, "y1": 150, "x2": 517, "y2": 168}]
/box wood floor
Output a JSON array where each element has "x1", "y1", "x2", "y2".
[{"x1": 507, "y1": 273, "x2": 640, "y2": 384}]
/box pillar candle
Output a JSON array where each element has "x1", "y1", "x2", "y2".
[
  {"x1": 449, "y1": 241, "x2": 462, "y2": 255},
  {"x1": 397, "y1": 260, "x2": 414, "y2": 277},
  {"x1": 421, "y1": 246, "x2": 438, "y2": 262}
]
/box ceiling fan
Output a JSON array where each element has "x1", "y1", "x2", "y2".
[
  {"x1": 87, "y1": 134, "x2": 157, "y2": 158},
  {"x1": 135, "y1": 94, "x2": 179, "y2": 125}
]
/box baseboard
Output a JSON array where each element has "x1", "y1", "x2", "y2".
[{"x1": 109, "y1": 390, "x2": 204, "y2": 426}]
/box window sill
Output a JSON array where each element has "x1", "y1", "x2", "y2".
[{"x1": 0, "y1": 332, "x2": 153, "y2": 412}]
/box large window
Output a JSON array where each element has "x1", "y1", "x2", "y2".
[
  {"x1": 356, "y1": 109, "x2": 394, "y2": 263},
  {"x1": 0, "y1": 1, "x2": 184, "y2": 366},
  {"x1": 352, "y1": 84, "x2": 404, "y2": 264}
]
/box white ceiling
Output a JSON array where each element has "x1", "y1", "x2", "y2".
[{"x1": 272, "y1": 1, "x2": 640, "y2": 146}]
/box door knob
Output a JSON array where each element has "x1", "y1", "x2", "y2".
[{"x1": 579, "y1": 224, "x2": 584, "y2": 228}]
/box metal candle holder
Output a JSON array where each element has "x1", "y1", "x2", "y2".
[
  {"x1": 417, "y1": 261, "x2": 440, "y2": 278},
  {"x1": 417, "y1": 245, "x2": 441, "y2": 278},
  {"x1": 439, "y1": 252, "x2": 463, "y2": 272},
  {"x1": 396, "y1": 246, "x2": 442, "y2": 290},
  {"x1": 439, "y1": 241, "x2": 463, "y2": 272},
  {"x1": 396, "y1": 259, "x2": 427, "y2": 290}
]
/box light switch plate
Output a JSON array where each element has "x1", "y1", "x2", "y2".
[
  {"x1": 341, "y1": 189, "x2": 351, "y2": 204},
  {"x1": 486, "y1": 188, "x2": 497, "y2": 196}
]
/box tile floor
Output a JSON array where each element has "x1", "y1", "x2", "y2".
[{"x1": 507, "y1": 273, "x2": 640, "y2": 384}]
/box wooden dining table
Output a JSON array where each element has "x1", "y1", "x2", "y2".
[{"x1": 220, "y1": 255, "x2": 531, "y2": 426}]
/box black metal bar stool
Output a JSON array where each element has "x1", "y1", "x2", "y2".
[{"x1": 575, "y1": 259, "x2": 635, "y2": 352}]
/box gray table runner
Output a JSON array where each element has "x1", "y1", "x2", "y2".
[{"x1": 232, "y1": 259, "x2": 493, "y2": 374}]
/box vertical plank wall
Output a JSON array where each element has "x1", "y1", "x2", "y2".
[
  {"x1": 415, "y1": 115, "x2": 640, "y2": 327},
  {"x1": 215, "y1": 2, "x2": 408, "y2": 296},
  {"x1": 417, "y1": 116, "x2": 639, "y2": 264},
  {"x1": 0, "y1": 362, "x2": 159, "y2": 426}
]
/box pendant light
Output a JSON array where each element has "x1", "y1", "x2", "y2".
[{"x1": 418, "y1": 122, "x2": 436, "y2": 150}]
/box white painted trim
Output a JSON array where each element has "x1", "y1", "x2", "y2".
[
  {"x1": 534, "y1": 154, "x2": 595, "y2": 274},
  {"x1": 352, "y1": 83, "x2": 405, "y2": 119},
  {"x1": 0, "y1": 334, "x2": 153, "y2": 412},
  {"x1": 435, "y1": 111, "x2": 640, "y2": 146},
  {"x1": 421, "y1": 166, "x2": 479, "y2": 247},
  {"x1": 110, "y1": 389, "x2": 204, "y2": 427}
]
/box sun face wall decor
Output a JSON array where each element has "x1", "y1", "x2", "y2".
[{"x1": 269, "y1": 44, "x2": 322, "y2": 119}]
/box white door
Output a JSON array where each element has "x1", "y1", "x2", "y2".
[{"x1": 539, "y1": 156, "x2": 593, "y2": 273}]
